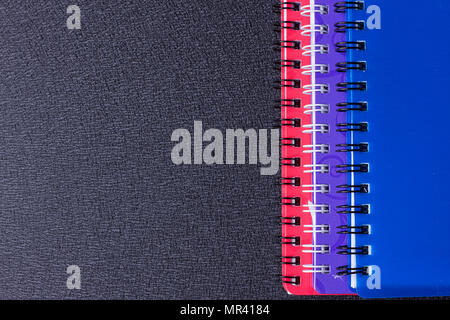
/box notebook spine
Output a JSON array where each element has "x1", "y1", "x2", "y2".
[
  {"x1": 278, "y1": 1, "x2": 330, "y2": 293},
  {"x1": 298, "y1": 2, "x2": 333, "y2": 279},
  {"x1": 333, "y1": 1, "x2": 370, "y2": 277},
  {"x1": 276, "y1": 0, "x2": 304, "y2": 290}
]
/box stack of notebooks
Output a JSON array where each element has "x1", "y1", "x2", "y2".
[
  {"x1": 1, "y1": 0, "x2": 450, "y2": 299},
  {"x1": 281, "y1": 0, "x2": 450, "y2": 298}
]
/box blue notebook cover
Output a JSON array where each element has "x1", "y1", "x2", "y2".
[{"x1": 347, "y1": 0, "x2": 450, "y2": 298}]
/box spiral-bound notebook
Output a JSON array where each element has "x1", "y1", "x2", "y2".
[
  {"x1": 281, "y1": 0, "x2": 450, "y2": 298},
  {"x1": 280, "y1": 0, "x2": 353, "y2": 295},
  {"x1": 3, "y1": 0, "x2": 450, "y2": 300},
  {"x1": 0, "y1": 1, "x2": 287, "y2": 299}
]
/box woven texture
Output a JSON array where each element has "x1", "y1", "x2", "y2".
[{"x1": 0, "y1": 0, "x2": 297, "y2": 299}]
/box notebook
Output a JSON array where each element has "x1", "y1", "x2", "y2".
[
  {"x1": 348, "y1": 0, "x2": 450, "y2": 298},
  {"x1": 280, "y1": 0, "x2": 353, "y2": 295},
  {"x1": 0, "y1": 0, "x2": 291, "y2": 299},
  {"x1": 4, "y1": 0, "x2": 448, "y2": 300},
  {"x1": 281, "y1": 0, "x2": 450, "y2": 298}
]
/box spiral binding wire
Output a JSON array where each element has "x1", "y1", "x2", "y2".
[
  {"x1": 279, "y1": 1, "x2": 371, "y2": 285},
  {"x1": 333, "y1": 0, "x2": 370, "y2": 277},
  {"x1": 278, "y1": 1, "x2": 331, "y2": 286}
]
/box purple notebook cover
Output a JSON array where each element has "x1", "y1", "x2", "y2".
[{"x1": 313, "y1": 3, "x2": 352, "y2": 294}]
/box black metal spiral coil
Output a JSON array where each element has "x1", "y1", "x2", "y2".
[
  {"x1": 334, "y1": 1, "x2": 364, "y2": 12},
  {"x1": 337, "y1": 81, "x2": 367, "y2": 92},
  {"x1": 274, "y1": 79, "x2": 302, "y2": 89},
  {"x1": 281, "y1": 138, "x2": 301, "y2": 147},
  {"x1": 337, "y1": 184, "x2": 370, "y2": 194},
  {"x1": 281, "y1": 217, "x2": 301, "y2": 226},
  {"x1": 281, "y1": 157, "x2": 301, "y2": 167},
  {"x1": 281, "y1": 236, "x2": 301, "y2": 246},
  {"x1": 272, "y1": 2, "x2": 302, "y2": 178},
  {"x1": 335, "y1": 21, "x2": 365, "y2": 33},
  {"x1": 337, "y1": 225, "x2": 369, "y2": 235},
  {"x1": 336, "y1": 102, "x2": 367, "y2": 112},
  {"x1": 273, "y1": 40, "x2": 302, "y2": 51},
  {"x1": 274, "y1": 59, "x2": 302, "y2": 70},
  {"x1": 282, "y1": 256, "x2": 301, "y2": 265},
  {"x1": 274, "y1": 21, "x2": 301, "y2": 32},
  {"x1": 281, "y1": 177, "x2": 301, "y2": 187},
  {"x1": 282, "y1": 276, "x2": 301, "y2": 285},
  {"x1": 273, "y1": 2, "x2": 301, "y2": 13},
  {"x1": 276, "y1": 2, "x2": 305, "y2": 287},
  {"x1": 276, "y1": 99, "x2": 302, "y2": 109},
  {"x1": 335, "y1": 40, "x2": 365, "y2": 52},
  {"x1": 337, "y1": 204, "x2": 369, "y2": 215},
  {"x1": 337, "y1": 245, "x2": 369, "y2": 255},
  {"x1": 336, "y1": 164, "x2": 369, "y2": 173},
  {"x1": 336, "y1": 143, "x2": 368, "y2": 152},
  {"x1": 337, "y1": 123, "x2": 368, "y2": 132},
  {"x1": 336, "y1": 266, "x2": 368, "y2": 276},
  {"x1": 334, "y1": 1, "x2": 369, "y2": 276},
  {"x1": 281, "y1": 197, "x2": 301, "y2": 207},
  {"x1": 280, "y1": 118, "x2": 302, "y2": 127},
  {"x1": 336, "y1": 61, "x2": 366, "y2": 72}
]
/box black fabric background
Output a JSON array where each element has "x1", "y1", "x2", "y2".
[{"x1": 0, "y1": 0, "x2": 355, "y2": 299}]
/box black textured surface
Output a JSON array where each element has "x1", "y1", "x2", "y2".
[{"x1": 0, "y1": 0, "x2": 358, "y2": 300}]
